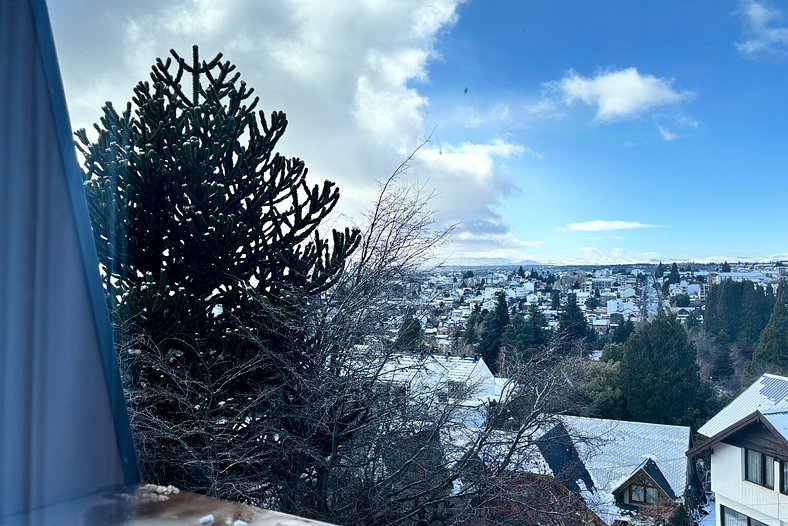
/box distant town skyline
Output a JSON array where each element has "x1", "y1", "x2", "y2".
[{"x1": 50, "y1": 1, "x2": 787, "y2": 265}]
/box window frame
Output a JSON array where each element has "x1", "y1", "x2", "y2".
[
  {"x1": 628, "y1": 475, "x2": 659, "y2": 505},
  {"x1": 744, "y1": 448, "x2": 774, "y2": 489},
  {"x1": 721, "y1": 505, "x2": 768, "y2": 526},
  {"x1": 781, "y1": 460, "x2": 788, "y2": 495}
]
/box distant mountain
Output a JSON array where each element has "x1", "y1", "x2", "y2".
[{"x1": 445, "y1": 257, "x2": 543, "y2": 267}]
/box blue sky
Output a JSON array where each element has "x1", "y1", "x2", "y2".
[{"x1": 50, "y1": 1, "x2": 788, "y2": 264}]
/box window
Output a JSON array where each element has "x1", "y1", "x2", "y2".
[
  {"x1": 744, "y1": 449, "x2": 774, "y2": 488},
  {"x1": 781, "y1": 460, "x2": 788, "y2": 495},
  {"x1": 629, "y1": 475, "x2": 659, "y2": 504},
  {"x1": 721, "y1": 505, "x2": 768, "y2": 526}
]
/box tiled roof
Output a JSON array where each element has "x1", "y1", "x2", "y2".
[{"x1": 698, "y1": 374, "x2": 788, "y2": 437}]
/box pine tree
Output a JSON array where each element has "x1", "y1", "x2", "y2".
[
  {"x1": 557, "y1": 293, "x2": 592, "y2": 355},
  {"x1": 721, "y1": 261, "x2": 731, "y2": 273},
  {"x1": 396, "y1": 309, "x2": 423, "y2": 354},
  {"x1": 752, "y1": 281, "x2": 788, "y2": 371},
  {"x1": 668, "y1": 262, "x2": 681, "y2": 285},
  {"x1": 619, "y1": 311, "x2": 714, "y2": 427},
  {"x1": 502, "y1": 303, "x2": 549, "y2": 361},
  {"x1": 655, "y1": 262, "x2": 664, "y2": 279},
  {"x1": 479, "y1": 292, "x2": 510, "y2": 374}
]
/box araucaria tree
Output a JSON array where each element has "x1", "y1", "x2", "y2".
[
  {"x1": 78, "y1": 46, "x2": 359, "y2": 494},
  {"x1": 78, "y1": 47, "x2": 592, "y2": 526}
]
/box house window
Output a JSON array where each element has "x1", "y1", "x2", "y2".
[
  {"x1": 721, "y1": 505, "x2": 768, "y2": 526},
  {"x1": 744, "y1": 449, "x2": 774, "y2": 488},
  {"x1": 781, "y1": 460, "x2": 788, "y2": 495},
  {"x1": 629, "y1": 475, "x2": 659, "y2": 504}
]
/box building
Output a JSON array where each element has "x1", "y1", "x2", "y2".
[
  {"x1": 535, "y1": 416, "x2": 692, "y2": 525},
  {"x1": 687, "y1": 374, "x2": 788, "y2": 526}
]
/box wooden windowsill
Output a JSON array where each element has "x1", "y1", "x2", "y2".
[{"x1": 4, "y1": 483, "x2": 337, "y2": 525}]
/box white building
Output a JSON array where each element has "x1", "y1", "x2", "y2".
[{"x1": 688, "y1": 374, "x2": 788, "y2": 526}]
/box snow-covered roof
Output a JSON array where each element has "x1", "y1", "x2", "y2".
[
  {"x1": 761, "y1": 408, "x2": 788, "y2": 440},
  {"x1": 698, "y1": 374, "x2": 788, "y2": 437},
  {"x1": 562, "y1": 416, "x2": 690, "y2": 501}
]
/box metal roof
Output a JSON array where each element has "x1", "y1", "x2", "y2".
[
  {"x1": 698, "y1": 374, "x2": 788, "y2": 437},
  {"x1": 562, "y1": 416, "x2": 691, "y2": 501}
]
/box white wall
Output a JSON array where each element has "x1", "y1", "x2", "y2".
[{"x1": 711, "y1": 443, "x2": 788, "y2": 524}]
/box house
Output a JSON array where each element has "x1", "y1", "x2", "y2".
[
  {"x1": 531, "y1": 416, "x2": 692, "y2": 525},
  {"x1": 687, "y1": 374, "x2": 788, "y2": 526}
]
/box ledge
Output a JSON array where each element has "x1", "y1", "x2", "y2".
[{"x1": 3, "y1": 484, "x2": 336, "y2": 525}]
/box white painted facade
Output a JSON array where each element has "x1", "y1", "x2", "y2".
[{"x1": 710, "y1": 443, "x2": 788, "y2": 525}]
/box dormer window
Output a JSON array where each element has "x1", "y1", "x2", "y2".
[
  {"x1": 744, "y1": 449, "x2": 774, "y2": 488},
  {"x1": 629, "y1": 475, "x2": 659, "y2": 504}
]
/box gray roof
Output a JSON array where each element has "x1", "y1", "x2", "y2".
[
  {"x1": 698, "y1": 374, "x2": 788, "y2": 437},
  {"x1": 562, "y1": 416, "x2": 690, "y2": 502},
  {"x1": 761, "y1": 409, "x2": 788, "y2": 441}
]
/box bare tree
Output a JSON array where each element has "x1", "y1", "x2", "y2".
[{"x1": 118, "y1": 155, "x2": 593, "y2": 525}]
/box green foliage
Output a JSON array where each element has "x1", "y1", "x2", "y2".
[
  {"x1": 585, "y1": 295, "x2": 601, "y2": 310},
  {"x1": 710, "y1": 346, "x2": 734, "y2": 379},
  {"x1": 655, "y1": 262, "x2": 665, "y2": 279},
  {"x1": 619, "y1": 311, "x2": 715, "y2": 427},
  {"x1": 77, "y1": 47, "x2": 361, "y2": 495},
  {"x1": 550, "y1": 290, "x2": 561, "y2": 310},
  {"x1": 78, "y1": 46, "x2": 359, "y2": 357},
  {"x1": 721, "y1": 261, "x2": 731, "y2": 273},
  {"x1": 581, "y1": 361, "x2": 627, "y2": 420},
  {"x1": 479, "y1": 292, "x2": 510, "y2": 374},
  {"x1": 463, "y1": 305, "x2": 482, "y2": 345},
  {"x1": 556, "y1": 293, "x2": 593, "y2": 355},
  {"x1": 396, "y1": 309, "x2": 423, "y2": 354},
  {"x1": 752, "y1": 281, "x2": 788, "y2": 371},
  {"x1": 705, "y1": 279, "x2": 774, "y2": 348},
  {"x1": 671, "y1": 293, "x2": 691, "y2": 308},
  {"x1": 668, "y1": 262, "x2": 681, "y2": 285},
  {"x1": 611, "y1": 320, "x2": 635, "y2": 344},
  {"x1": 502, "y1": 303, "x2": 550, "y2": 361}
]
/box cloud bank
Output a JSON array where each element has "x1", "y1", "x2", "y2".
[
  {"x1": 49, "y1": 0, "x2": 535, "y2": 262},
  {"x1": 563, "y1": 220, "x2": 664, "y2": 232}
]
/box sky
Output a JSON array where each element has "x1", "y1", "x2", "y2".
[{"x1": 49, "y1": 0, "x2": 788, "y2": 265}]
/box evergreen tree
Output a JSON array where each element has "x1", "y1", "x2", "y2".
[
  {"x1": 752, "y1": 281, "x2": 788, "y2": 371},
  {"x1": 655, "y1": 262, "x2": 665, "y2": 279},
  {"x1": 517, "y1": 265, "x2": 525, "y2": 278},
  {"x1": 502, "y1": 303, "x2": 549, "y2": 361},
  {"x1": 550, "y1": 290, "x2": 561, "y2": 310},
  {"x1": 464, "y1": 305, "x2": 482, "y2": 345},
  {"x1": 396, "y1": 309, "x2": 423, "y2": 354},
  {"x1": 721, "y1": 261, "x2": 731, "y2": 273},
  {"x1": 619, "y1": 311, "x2": 714, "y2": 427},
  {"x1": 479, "y1": 292, "x2": 510, "y2": 374},
  {"x1": 78, "y1": 46, "x2": 359, "y2": 357},
  {"x1": 77, "y1": 47, "x2": 360, "y2": 490},
  {"x1": 668, "y1": 262, "x2": 681, "y2": 285},
  {"x1": 611, "y1": 320, "x2": 635, "y2": 344},
  {"x1": 557, "y1": 293, "x2": 592, "y2": 355}
]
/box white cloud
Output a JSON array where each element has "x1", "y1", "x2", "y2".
[
  {"x1": 49, "y1": 0, "x2": 538, "y2": 259},
  {"x1": 562, "y1": 220, "x2": 664, "y2": 232},
  {"x1": 554, "y1": 68, "x2": 691, "y2": 120},
  {"x1": 658, "y1": 126, "x2": 678, "y2": 141},
  {"x1": 735, "y1": 0, "x2": 788, "y2": 57}
]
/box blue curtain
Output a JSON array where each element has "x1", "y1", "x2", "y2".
[{"x1": 0, "y1": 0, "x2": 138, "y2": 518}]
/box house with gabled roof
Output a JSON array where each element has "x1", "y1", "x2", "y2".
[
  {"x1": 533, "y1": 416, "x2": 692, "y2": 525},
  {"x1": 687, "y1": 374, "x2": 788, "y2": 526}
]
